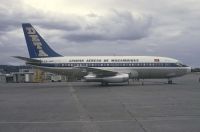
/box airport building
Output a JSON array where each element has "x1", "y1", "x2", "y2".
[
  {"x1": 0, "y1": 73, "x2": 6, "y2": 83},
  {"x1": 0, "y1": 65, "x2": 73, "y2": 83},
  {"x1": 12, "y1": 69, "x2": 34, "y2": 83}
]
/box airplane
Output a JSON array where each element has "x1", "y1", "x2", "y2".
[{"x1": 14, "y1": 23, "x2": 191, "y2": 85}]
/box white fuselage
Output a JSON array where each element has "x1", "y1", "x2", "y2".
[
  {"x1": 29, "y1": 56, "x2": 191, "y2": 79},
  {"x1": 20, "y1": 24, "x2": 191, "y2": 84}
]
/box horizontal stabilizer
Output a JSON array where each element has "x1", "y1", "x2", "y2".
[{"x1": 13, "y1": 56, "x2": 41, "y2": 63}]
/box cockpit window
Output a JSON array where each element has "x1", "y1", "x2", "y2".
[
  {"x1": 176, "y1": 63, "x2": 182, "y2": 67},
  {"x1": 176, "y1": 63, "x2": 187, "y2": 67}
]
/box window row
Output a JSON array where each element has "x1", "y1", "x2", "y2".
[{"x1": 40, "y1": 63, "x2": 187, "y2": 67}]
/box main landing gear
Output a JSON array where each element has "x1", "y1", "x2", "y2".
[
  {"x1": 101, "y1": 82, "x2": 109, "y2": 86},
  {"x1": 168, "y1": 79, "x2": 173, "y2": 84}
]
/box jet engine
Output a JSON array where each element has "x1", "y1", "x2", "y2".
[{"x1": 84, "y1": 73, "x2": 129, "y2": 83}]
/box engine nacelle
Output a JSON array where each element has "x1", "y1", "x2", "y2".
[{"x1": 84, "y1": 73, "x2": 129, "y2": 83}]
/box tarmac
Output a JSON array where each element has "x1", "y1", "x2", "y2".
[{"x1": 0, "y1": 73, "x2": 200, "y2": 132}]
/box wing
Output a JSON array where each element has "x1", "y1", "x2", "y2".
[{"x1": 78, "y1": 67, "x2": 118, "y2": 77}]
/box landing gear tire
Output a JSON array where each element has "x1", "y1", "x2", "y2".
[
  {"x1": 101, "y1": 82, "x2": 108, "y2": 86},
  {"x1": 168, "y1": 79, "x2": 173, "y2": 84},
  {"x1": 141, "y1": 79, "x2": 144, "y2": 85}
]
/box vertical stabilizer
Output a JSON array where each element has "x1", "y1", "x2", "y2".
[{"x1": 22, "y1": 23, "x2": 62, "y2": 58}]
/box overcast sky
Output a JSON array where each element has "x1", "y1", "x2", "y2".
[{"x1": 0, "y1": 0, "x2": 199, "y2": 67}]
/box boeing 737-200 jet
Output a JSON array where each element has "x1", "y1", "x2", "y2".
[{"x1": 14, "y1": 23, "x2": 191, "y2": 85}]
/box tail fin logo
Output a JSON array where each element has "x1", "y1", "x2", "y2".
[{"x1": 26, "y1": 27, "x2": 48, "y2": 57}]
